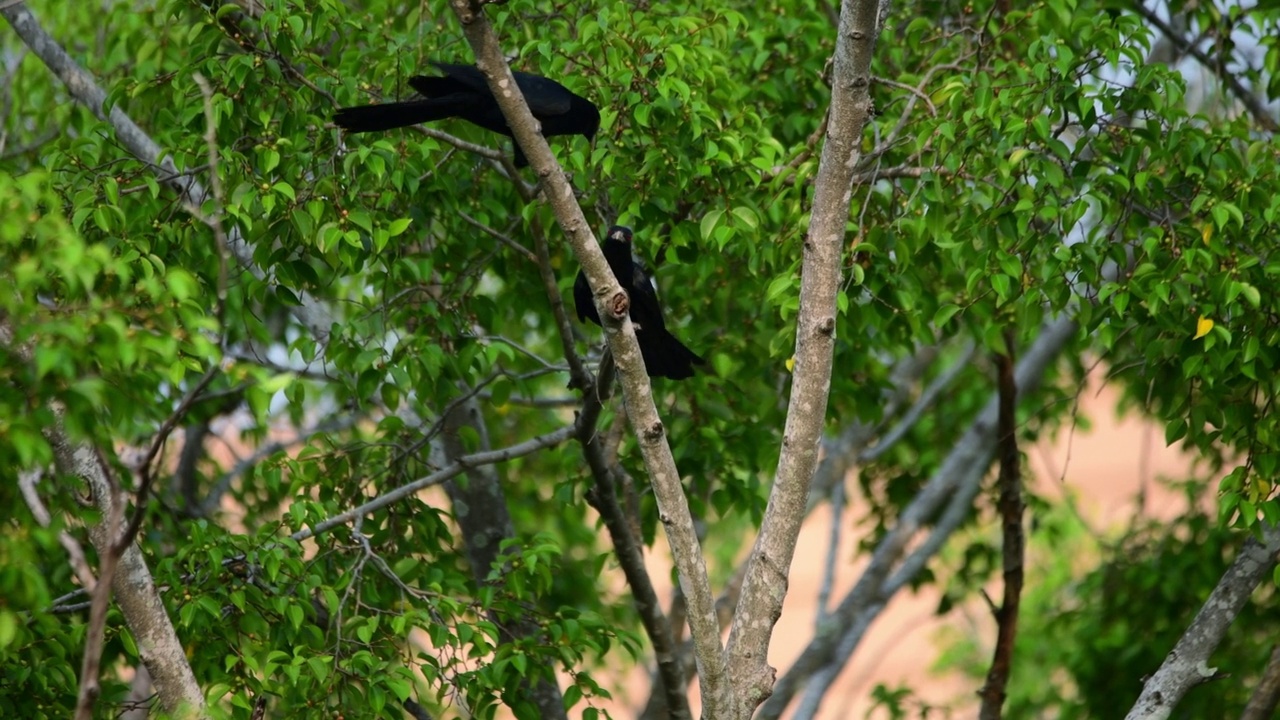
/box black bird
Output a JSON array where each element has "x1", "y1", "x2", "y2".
[
  {"x1": 333, "y1": 62, "x2": 599, "y2": 168},
  {"x1": 573, "y1": 226, "x2": 705, "y2": 380}
]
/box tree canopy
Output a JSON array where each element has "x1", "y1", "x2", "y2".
[{"x1": 2, "y1": 0, "x2": 1279, "y2": 718}]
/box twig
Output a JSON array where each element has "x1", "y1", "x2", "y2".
[
  {"x1": 862, "y1": 340, "x2": 977, "y2": 463},
  {"x1": 977, "y1": 331, "x2": 1024, "y2": 720},
  {"x1": 116, "y1": 366, "x2": 220, "y2": 555},
  {"x1": 529, "y1": 219, "x2": 591, "y2": 390},
  {"x1": 458, "y1": 210, "x2": 538, "y2": 262}
]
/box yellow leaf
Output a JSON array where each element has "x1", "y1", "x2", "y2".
[
  {"x1": 1193, "y1": 315, "x2": 1213, "y2": 340},
  {"x1": 785, "y1": 357, "x2": 795, "y2": 373},
  {"x1": 1201, "y1": 223, "x2": 1213, "y2": 243}
]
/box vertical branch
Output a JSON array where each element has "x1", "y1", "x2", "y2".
[
  {"x1": 74, "y1": 451, "x2": 125, "y2": 720},
  {"x1": 978, "y1": 331, "x2": 1023, "y2": 720},
  {"x1": 724, "y1": 0, "x2": 883, "y2": 714},
  {"x1": 578, "y1": 356, "x2": 692, "y2": 720}
]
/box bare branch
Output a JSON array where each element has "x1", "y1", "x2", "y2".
[
  {"x1": 724, "y1": 1, "x2": 883, "y2": 714},
  {"x1": 977, "y1": 334, "x2": 1024, "y2": 720},
  {"x1": 1125, "y1": 524, "x2": 1280, "y2": 720}
]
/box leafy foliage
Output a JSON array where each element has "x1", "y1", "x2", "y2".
[{"x1": 2, "y1": 0, "x2": 1279, "y2": 716}]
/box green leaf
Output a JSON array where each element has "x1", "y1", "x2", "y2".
[{"x1": 700, "y1": 208, "x2": 724, "y2": 241}]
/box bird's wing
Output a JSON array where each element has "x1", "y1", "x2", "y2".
[
  {"x1": 408, "y1": 74, "x2": 473, "y2": 99},
  {"x1": 628, "y1": 259, "x2": 668, "y2": 332},
  {"x1": 430, "y1": 63, "x2": 572, "y2": 116},
  {"x1": 572, "y1": 270, "x2": 597, "y2": 325},
  {"x1": 431, "y1": 62, "x2": 489, "y2": 93},
  {"x1": 512, "y1": 72, "x2": 572, "y2": 116}
]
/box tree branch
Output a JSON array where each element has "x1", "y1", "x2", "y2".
[
  {"x1": 444, "y1": 1, "x2": 730, "y2": 711},
  {"x1": 73, "y1": 449, "x2": 124, "y2": 720},
  {"x1": 724, "y1": 0, "x2": 883, "y2": 714},
  {"x1": 977, "y1": 333, "x2": 1024, "y2": 720},
  {"x1": 1241, "y1": 645, "x2": 1280, "y2": 720},
  {"x1": 577, "y1": 354, "x2": 692, "y2": 720},
  {"x1": 291, "y1": 423, "x2": 576, "y2": 542},
  {"x1": 1124, "y1": 524, "x2": 1280, "y2": 720}
]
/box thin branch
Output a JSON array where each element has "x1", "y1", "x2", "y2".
[
  {"x1": 18, "y1": 469, "x2": 98, "y2": 591},
  {"x1": 458, "y1": 210, "x2": 538, "y2": 262},
  {"x1": 290, "y1": 423, "x2": 576, "y2": 542},
  {"x1": 977, "y1": 333, "x2": 1024, "y2": 720},
  {"x1": 816, "y1": 478, "x2": 844, "y2": 624},
  {"x1": 74, "y1": 450, "x2": 124, "y2": 720},
  {"x1": 578, "y1": 354, "x2": 691, "y2": 720},
  {"x1": 861, "y1": 340, "x2": 977, "y2": 463},
  {"x1": 529, "y1": 219, "x2": 591, "y2": 390},
  {"x1": 116, "y1": 366, "x2": 220, "y2": 555}
]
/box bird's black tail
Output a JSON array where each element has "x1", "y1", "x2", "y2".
[
  {"x1": 333, "y1": 98, "x2": 470, "y2": 134},
  {"x1": 639, "y1": 330, "x2": 705, "y2": 380}
]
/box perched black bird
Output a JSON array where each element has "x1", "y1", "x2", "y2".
[
  {"x1": 573, "y1": 226, "x2": 705, "y2": 380},
  {"x1": 333, "y1": 62, "x2": 599, "y2": 168}
]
